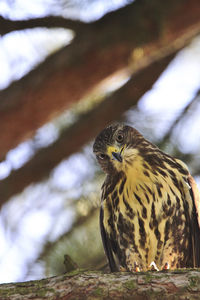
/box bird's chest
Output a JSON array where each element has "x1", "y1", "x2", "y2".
[
  {"x1": 103, "y1": 170, "x2": 159, "y2": 237},
  {"x1": 103, "y1": 172, "x2": 192, "y2": 270}
]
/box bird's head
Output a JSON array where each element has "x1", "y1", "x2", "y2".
[{"x1": 93, "y1": 123, "x2": 144, "y2": 174}]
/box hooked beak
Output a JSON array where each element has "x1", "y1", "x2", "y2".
[
  {"x1": 107, "y1": 145, "x2": 124, "y2": 163},
  {"x1": 112, "y1": 151, "x2": 123, "y2": 163}
]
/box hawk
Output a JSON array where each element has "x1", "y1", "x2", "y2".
[{"x1": 93, "y1": 123, "x2": 200, "y2": 271}]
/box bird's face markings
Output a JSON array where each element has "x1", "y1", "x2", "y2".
[
  {"x1": 95, "y1": 144, "x2": 124, "y2": 174},
  {"x1": 93, "y1": 123, "x2": 142, "y2": 174}
]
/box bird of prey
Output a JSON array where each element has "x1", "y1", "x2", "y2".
[{"x1": 93, "y1": 123, "x2": 200, "y2": 272}]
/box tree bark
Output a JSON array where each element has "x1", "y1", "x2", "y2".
[
  {"x1": 0, "y1": 15, "x2": 85, "y2": 35},
  {"x1": 0, "y1": 0, "x2": 200, "y2": 160},
  {"x1": 0, "y1": 269, "x2": 200, "y2": 300}
]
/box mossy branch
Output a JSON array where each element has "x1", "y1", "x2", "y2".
[{"x1": 1, "y1": 269, "x2": 200, "y2": 300}]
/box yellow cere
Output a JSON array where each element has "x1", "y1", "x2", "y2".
[{"x1": 107, "y1": 145, "x2": 121, "y2": 157}]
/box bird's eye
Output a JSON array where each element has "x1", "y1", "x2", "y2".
[
  {"x1": 116, "y1": 133, "x2": 124, "y2": 143},
  {"x1": 98, "y1": 153, "x2": 107, "y2": 160}
]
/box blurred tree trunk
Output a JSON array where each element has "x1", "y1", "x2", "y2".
[
  {"x1": 1, "y1": 270, "x2": 200, "y2": 299},
  {"x1": 0, "y1": 0, "x2": 200, "y2": 160},
  {"x1": 1, "y1": 0, "x2": 200, "y2": 207},
  {"x1": 0, "y1": 0, "x2": 200, "y2": 208},
  {"x1": 0, "y1": 50, "x2": 175, "y2": 208}
]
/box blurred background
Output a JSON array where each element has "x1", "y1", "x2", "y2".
[{"x1": 0, "y1": 0, "x2": 200, "y2": 283}]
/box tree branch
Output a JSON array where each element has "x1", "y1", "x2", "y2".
[
  {"x1": 0, "y1": 15, "x2": 86, "y2": 35},
  {"x1": 158, "y1": 89, "x2": 200, "y2": 148},
  {"x1": 0, "y1": 269, "x2": 200, "y2": 299},
  {"x1": 0, "y1": 0, "x2": 200, "y2": 160},
  {"x1": 0, "y1": 49, "x2": 176, "y2": 208}
]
